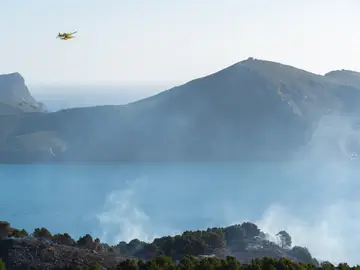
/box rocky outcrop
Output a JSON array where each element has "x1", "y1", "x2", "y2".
[
  {"x1": 0, "y1": 222, "x2": 10, "y2": 239},
  {"x1": 0, "y1": 238, "x2": 124, "y2": 270},
  {"x1": 0, "y1": 72, "x2": 45, "y2": 114}
]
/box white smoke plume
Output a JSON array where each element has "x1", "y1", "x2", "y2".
[
  {"x1": 93, "y1": 112, "x2": 360, "y2": 265},
  {"x1": 255, "y1": 112, "x2": 360, "y2": 265},
  {"x1": 96, "y1": 176, "x2": 155, "y2": 243}
]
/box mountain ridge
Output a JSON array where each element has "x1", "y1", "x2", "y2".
[{"x1": 1, "y1": 57, "x2": 360, "y2": 163}]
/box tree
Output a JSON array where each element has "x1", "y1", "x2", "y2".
[
  {"x1": 88, "y1": 263, "x2": 101, "y2": 270},
  {"x1": 93, "y1": 238, "x2": 101, "y2": 251},
  {"x1": 224, "y1": 256, "x2": 241, "y2": 270},
  {"x1": 9, "y1": 229, "x2": 28, "y2": 238},
  {"x1": 33, "y1": 227, "x2": 52, "y2": 239},
  {"x1": 135, "y1": 243, "x2": 159, "y2": 259},
  {"x1": 198, "y1": 258, "x2": 215, "y2": 270},
  {"x1": 338, "y1": 262, "x2": 351, "y2": 270},
  {"x1": 127, "y1": 238, "x2": 145, "y2": 255},
  {"x1": 291, "y1": 246, "x2": 313, "y2": 263},
  {"x1": 0, "y1": 221, "x2": 10, "y2": 239},
  {"x1": 113, "y1": 241, "x2": 127, "y2": 254},
  {"x1": 321, "y1": 261, "x2": 335, "y2": 270},
  {"x1": 224, "y1": 225, "x2": 246, "y2": 245},
  {"x1": 204, "y1": 231, "x2": 226, "y2": 249},
  {"x1": 276, "y1": 230, "x2": 292, "y2": 249},
  {"x1": 241, "y1": 222, "x2": 260, "y2": 239},
  {"x1": 53, "y1": 233, "x2": 75, "y2": 246},
  {"x1": 0, "y1": 259, "x2": 5, "y2": 270},
  {"x1": 77, "y1": 234, "x2": 94, "y2": 249},
  {"x1": 154, "y1": 255, "x2": 174, "y2": 268},
  {"x1": 178, "y1": 256, "x2": 197, "y2": 270},
  {"x1": 116, "y1": 259, "x2": 137, "y2": 270}
]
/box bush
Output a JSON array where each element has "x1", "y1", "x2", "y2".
[{"x1": 9, "y1": 228, "x2": 28, "y2": 238}]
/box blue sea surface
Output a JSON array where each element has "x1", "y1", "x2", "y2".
[{"x1": 1, "y1": 162, "x2": 359, "y2": 263}]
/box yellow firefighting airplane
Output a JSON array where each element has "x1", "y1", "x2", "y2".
[{"x1": 57, "y1": 31, "x2": 77, "y2": 40}]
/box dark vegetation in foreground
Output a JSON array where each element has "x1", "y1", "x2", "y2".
[
  {"x1": 0, "y1": 221, "x2": 354, "y2": 269},
  {"x1": 1, "y1": 256, "x2": 359, "y2": 270}
]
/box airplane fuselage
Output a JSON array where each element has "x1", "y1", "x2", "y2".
[
  {"x1": 57, "y1": 32, "x2": 77, "y2": 40},
  {"x1": 60, "y1": 36, "x2": 74, "y2": 40}
]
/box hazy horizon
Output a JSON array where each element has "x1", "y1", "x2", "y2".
[
  {"x1": 30, "y1": 84, "x2": 167, "y2": 110},
  {"x1": 1, "y1": 0, "x2": 360, "y2": 87}
]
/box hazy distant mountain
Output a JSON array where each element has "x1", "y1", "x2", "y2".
[
  {"x1": 1, "y1": 58, "x2": 360, "y2": 163},
  {"x1": 0, "y1": 73, "x2": 46, "y2": 114},
  {"x1": 32, "y1": 85, "x2": 164, "y2": 112}
]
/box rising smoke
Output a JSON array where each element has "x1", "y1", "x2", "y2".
[
  {"x1": 95, "y1": 112, "x2": 360, "y2": 265},
  {"x1": 96, "y1": 176, "x2": 154, "y2": 243},
  {"x1": 255, "y1": 112, "x2": 360, "y2": 265}
]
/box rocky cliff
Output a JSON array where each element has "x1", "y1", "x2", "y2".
[{"x1": 0, "y1": 73, "x2": 45, "y2": 114}]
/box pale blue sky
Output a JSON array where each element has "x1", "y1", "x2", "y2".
[{"x1": 1, "y1": 0, "x2": 360, "y2": 86}]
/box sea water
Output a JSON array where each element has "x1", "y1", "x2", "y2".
[{"x1": 1, "y1": 162, "x2": 359, "y2": 264}]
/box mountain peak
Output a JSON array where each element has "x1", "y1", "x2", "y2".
[
  {"x1": 237, "y1": 57, "x2": 311, "y2": 72},
  {"x1": 0, "y1": 72, "x2": 44, "y2": 113},
  {"x1": 0, "y1": 72, "x2": 25, "y2": 84},
  {"x1": 324, "y1": 69, "x2": 360, "y2": 88},
  {"x1": 241, "y1": 56, "x2": 257, "y2": 62},
  {"x1": 325, "y1": 69, "x2": 360, "y2": 77}
]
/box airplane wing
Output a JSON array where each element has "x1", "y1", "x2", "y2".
[{"x1": 69, "y1": 31, "x2": 77, "y2": 35}]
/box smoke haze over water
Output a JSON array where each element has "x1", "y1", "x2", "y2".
[
  {"x1": 1, "y1": 109, "x2": 360, "y2": 265},
  {"x1": 93, "y1": 113, "x2": 360, "y2": 265},
  {"x1": 255, "y1": 113, "x2": 360, "y2": 265}
]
